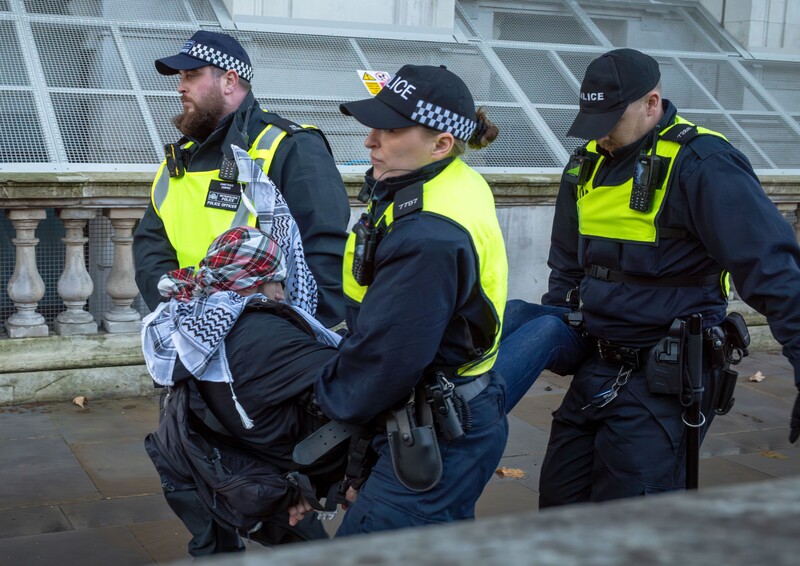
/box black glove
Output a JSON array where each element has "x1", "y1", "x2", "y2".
[{"x1": 790, "y1": 391, "x2": 800, "y2": 443}]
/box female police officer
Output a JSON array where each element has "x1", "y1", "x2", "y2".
[{"x1": 312, "y1": 64, "x2": 509, "y2": 535}]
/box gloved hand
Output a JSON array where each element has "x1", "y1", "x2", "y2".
[{"x1": 790, "y1": 391, "x2": 800, "y2": 443}]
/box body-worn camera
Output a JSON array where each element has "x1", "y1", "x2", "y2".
[
  {"x1": 564, "y1": 147, "x2": 598, "y2": 187},
  {"x1": 352, "y1": 213, "x2": 380, "y2": 286},
  {"x1": 164, "y1": 143, "x2": 185, "y2": 178}
]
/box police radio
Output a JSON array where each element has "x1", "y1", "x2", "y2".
[
  {"x1": 352, "y1": 213, "x2": 380, "y2": 286},
  {"x1": 630, "y1": 128, "x2": 667, "y2": 212}
]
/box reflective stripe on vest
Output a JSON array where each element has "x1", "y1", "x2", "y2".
[
  {"x1": 151, "y1": 118, "x2": 317, "y2": 269},
  {"x1": 342, "y1": 158, "x2": 508, "y2": 377},
  {"x1": 577, "y1": 116, "x2": 726, "y2": 245}
]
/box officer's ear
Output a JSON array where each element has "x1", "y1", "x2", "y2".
[
  {"x1": 221, "y1": 69, "x2": 239, "y2": 94},
  {"x1": 431, "y1": 132, "x2": 455, "y2": 160},
  {"x1": 644, "y1": 90, "x2": 661, "y2": 117}
]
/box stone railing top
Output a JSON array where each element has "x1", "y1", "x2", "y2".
[{"x1": 1, "y1": 172, "x2": 799, "y2": 205}]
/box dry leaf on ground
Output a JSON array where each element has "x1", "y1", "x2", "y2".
[
  {"x1": 748, "y1": 371, "x2": 765, "y2": 382},
  {"x1": 72, "y1": 396, "x2": 87, "y2": 408},
  {"x1": 760, "y1": 450, "x2": 788, "y2": 460},
  {"x1": 495, "y1": 467, "x2": 527, "y2": 479}
]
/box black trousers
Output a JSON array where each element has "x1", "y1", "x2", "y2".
[{"x1": 538, "y1": 354, "x2": 717, "y2": 506}]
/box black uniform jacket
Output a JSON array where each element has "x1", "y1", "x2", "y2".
[
  {"x1": 133, "y1": 93, "x2": 350, "y2": 327},
  {"x1": 315, "y1": 159, "x2": 492, "y2": 424},
  {"x1": 545, "y1": 100, "x2": 800, "y2": 386}
]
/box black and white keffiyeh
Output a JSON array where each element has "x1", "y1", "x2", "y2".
[
  {"x1": 141, "y1": 151, "x2": 336, "y2": 429},
  {"x1": 142, "y1": 291, "x2": 341, "y2": 428},
  {"x1": 232, "y1": 144, "x2": 319, "y2": 319}
]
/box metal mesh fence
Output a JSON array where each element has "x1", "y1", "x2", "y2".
[
  {"x1": 24, "y1": 0, "x2": 197, "y2": 23},
  {"x1": 0, "y1": 91, "x2": 49, "y2": 162},
  {"x1": 0, "y1": 0, "x2": 798, "y2": 173},
  {"x1": 32, "y1": 22, "x2": 131, "y2": 90},
  {"x1": 50, "y1": 93, "x2": 160, "y2": 164},
  {"x1": 741, "y1": 60, "x2": 800, "y2": 114},
  {"x1": 578, "y1": 0, "x2": 735, "y2": 53},
  {"x1": 0, "y1": 19, "x2": 29, "y2": 86}
]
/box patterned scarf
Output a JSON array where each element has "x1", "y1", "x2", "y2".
[
  {"x1": 157, "y1": 226, "x2": 287, "y2": 302},
  {"x1": 233, "y1": 144, "x2": 319, "y2": 318},
  {"x1": 143, "y1": 226, "x2": 286, "y2": 383},
  {"x1": 142, "y1": 139, "x2": 327, "y2": 429}
]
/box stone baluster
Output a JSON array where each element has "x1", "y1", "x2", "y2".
[
  {"x1": 101, "y1": 208, "x2": 144, "y2": 333},
  {"x1": 55, "y1": 208, "x2": 98, "y2": 335},
  {"x1": 5, "y1": 209, "x2": 49, "y2": 338}
]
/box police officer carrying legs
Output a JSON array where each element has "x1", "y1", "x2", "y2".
[
  {"x1": 133, "y1": 30, "x2": 350, "y2": 327},
  {"x1": 537, "y1": 49, "x2": 800, "y2": 506},
  {"x1": 312, "y1": 65, "x2": 510, "y2": 534}
]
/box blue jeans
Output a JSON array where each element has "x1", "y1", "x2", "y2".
[
  {"x1": 335, "y1": 373, "x2": 508, "y2": 536},
  {"x1": 494, "y1": 300, "x2": 592, "y2": 412}
]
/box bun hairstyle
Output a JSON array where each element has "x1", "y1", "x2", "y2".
[
  {"x1": 449, "y1": 106, "x2": 498, "y2": 156},
  {"x1": 467, "y1": 107, "x2": 499, "y2": 149}
]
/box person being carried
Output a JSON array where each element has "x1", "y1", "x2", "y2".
[{"x1": 142, "y1": 226, "x2": 359, "y2": 556}]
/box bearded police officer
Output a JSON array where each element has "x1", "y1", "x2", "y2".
[
  {"x1": 502, "y1": 48, "x2": 800, "y2": 506},
  {"x1": 134, "y1": 30, "x2": 349, "y2": 327}
]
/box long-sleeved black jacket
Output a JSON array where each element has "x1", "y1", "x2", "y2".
[
  {"x1": 171, "y1": 299, "x2": 338, "y2": 470},
  {"x1": 133, "y1": 92, "x2": 349, "y2": 326},
  {"x1": 544, "y1": 100, "x2": 800, "y2": 387},
  {"x1": 315, "y1": 160, "x2": 500, "y2": 423}
]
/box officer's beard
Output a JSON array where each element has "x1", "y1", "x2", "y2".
[{"x1": 172, "y1": 89, "x2": 226, "y2": 142}]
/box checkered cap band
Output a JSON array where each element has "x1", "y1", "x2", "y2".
[
  {"x1": 410, "y1": 99, "x2": 477, "y2": 141},
  {"x1": 186, "y1": 42, "x2": 254, "y2": 82}
]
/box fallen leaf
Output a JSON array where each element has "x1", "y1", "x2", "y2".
[
  {"x1": 495, "y1": 466, "x2": 527, "y2": 479},
  {"x1": 72, "y1": 396, "x2": 87, "y2": 408},
  {"x1": 760, "y1": 451, "x2": 788, "y2": 460},
  {"x1": 748, "y1": 371, "x2": 765, "y2": 382}
]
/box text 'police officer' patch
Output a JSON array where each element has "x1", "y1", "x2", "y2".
[{"x1": 205, "y1": 180, "x2": 241, "y2": 211}]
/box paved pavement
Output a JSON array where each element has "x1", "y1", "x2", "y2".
[{"x1": 1, "y1": 351, "x2": 799, "y2": 564}]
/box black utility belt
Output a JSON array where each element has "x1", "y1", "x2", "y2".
[
  {"x1": 383, "y1": 371, "x2": 488, "y2": 493},
  {"x1": 596, "y1": 313, "x2": 749, "y2": 373},
  {"x1": 595, "y1": 312, "x2": 750, "y2": 416},
  {"x1": 597, "y1": 340, "x2": 649, "y2": 370}
]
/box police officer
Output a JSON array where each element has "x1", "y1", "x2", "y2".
[
  {"x1": 527, "y1": 48, "x2": 800, "y2": 506},
  {"x1": 133, "y1": 30, "x2": 349, "y2": 327},
  {"x1": 313, "y1": 65, "x2": 509, "y2": 534}
]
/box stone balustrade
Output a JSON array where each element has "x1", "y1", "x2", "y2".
[
  {"x1": 1, "y1": 173, "x2": 151, "y2": 339},
  {"x1": 0, "y1": 171, "x2": 799, "y2": 404}
]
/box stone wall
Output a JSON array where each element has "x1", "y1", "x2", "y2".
[{"x1": 0, "y1": 172, "x2": 797, "y2": 404}]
